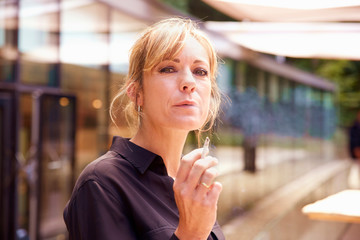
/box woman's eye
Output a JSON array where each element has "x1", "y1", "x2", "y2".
[
  {"x1": 159, "y1": 67, "x2": 176, "y2": 73},
  {"x1": 194, "y1": 68, "x2": 208, "y2": 77}
]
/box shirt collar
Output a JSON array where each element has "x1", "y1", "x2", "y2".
[{"x1": 109, "y1": 136, "x2": 161, "y2": 175}]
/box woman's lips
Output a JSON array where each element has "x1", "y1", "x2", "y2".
[{"x1": 174, "y1": 100, "x2": 197, "y2": 107}]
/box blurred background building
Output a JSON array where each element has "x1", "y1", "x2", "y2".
[{"x1": 1, "y1": 0, "x2": 359, "y2": 239}]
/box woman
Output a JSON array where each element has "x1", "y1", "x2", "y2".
[{"x1": 64, "y1": 17, "x2": 225, "y2": 240}]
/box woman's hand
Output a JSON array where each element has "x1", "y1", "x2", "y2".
[{"x1": 173, "y1": 148, "x2": 222, "y2": 240}]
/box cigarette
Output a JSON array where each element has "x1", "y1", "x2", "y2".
[{"x1": 201, "y1": 137, "x2": 210, "y2": 159}]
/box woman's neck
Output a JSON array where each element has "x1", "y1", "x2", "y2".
[{"x1": 130, "y1": 126, "x2": 189, "y2": 178}]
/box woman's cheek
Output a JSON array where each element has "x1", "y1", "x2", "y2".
[{"x1": 201, "y1": 96, "x2": 211, "y2": 122}]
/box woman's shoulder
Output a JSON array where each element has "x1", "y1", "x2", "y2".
[
  {"x1": 64, "y1": 151, "x2": 136, "y2": 226},
  {"x1": 73, "y1": 151, "x2": 137, "y2": 192}
]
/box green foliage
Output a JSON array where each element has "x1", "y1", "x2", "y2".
[
  {"x1": 188, "y1": 0, "x2": 236, "y2": 21},
  {"x1": 289, "y1": 59, "x2": 360, "y2": 127},
  {"x1": 158, "y1": 0, "x2": 235, "y2": 21},
  {"x1": 315, "y1": 60, "x2": 360, "y2": 126},
  {"x1": 210, "y1": 130, "x2": 244, "y2": 146},
  {"x1": 158, "y1": 0, "x2": 189, "y2": 13}
]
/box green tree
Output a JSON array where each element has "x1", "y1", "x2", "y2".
[
  {"x1": 316, "y1": 60, "x2": 360, "y2": 126},
  {"x1": 158, "y1": 0, "x2": 189, "y2": 13},
  {"x1": 289, "y1": 59, "x2": 360, "y2": 127},
  {"x1": 158, "y1": 0, "x2": 234, "y2": 21}
]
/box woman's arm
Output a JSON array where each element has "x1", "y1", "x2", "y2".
[{"x1": 64, "y1": 180, "x2": 137, "y2": 240}]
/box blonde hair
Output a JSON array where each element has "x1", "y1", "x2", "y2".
[{"x1": 110, "y1": 17, "x2": 221, "y2": 139}]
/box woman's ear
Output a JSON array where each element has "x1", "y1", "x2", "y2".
[
  {"x1": 127, "y1": 82, "x2": 137, "y2": 103},
  {"x1": 127, "y1": 82, "x2": 143, "y2": 107},
  {"x1": 136, "y1": 91, "x2": 143, "y2": 107}
]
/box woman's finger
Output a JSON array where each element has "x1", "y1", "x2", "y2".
[
  {"x1": 175, "y1": 148, "x2": 203, "y2": 183},
  {"x1": 206, "y1": 181, "x2": 222, "y2": 204},
  {"x1": 200, "y1": 167, "x2": 218, "y2": 187},
  {"x1": 186, "y1": 156, "x2": 218, "y2": 190}
]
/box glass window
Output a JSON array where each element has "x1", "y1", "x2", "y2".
[
  {"x1": 17, "y1": 93, "x2": 32, "y2": 233},
  {"x1": 264, "y1": 71, "x2": 271, "y2": 100},
  {"x1": 269, "y1": 74, "x2": 279, "y2": 102},
  {"x1": 245, "y1": 64, "x2": 258, "y2": 90},
  {"x1": 108, "y1": 70, "x2": 129, "y2": 137},
  {"x1": 17, "y1": 93, "x2": 76, "y2": 239},
  {"x1": 109, "y1": 31, "x2": 140, "y2": 74},
  {"x1": 324, "y1": 92, "x2": 334, "y2": 109},
  {"x1": 61, "y1": 64, "x2": 108, "y2": 176},
  {"x1": 257, "y1": 70, "x2": 265, "y2": 98},
  {"x1": 109, "y1": 9, "x2": 146, "y2": 74},
  {"x1": 0, "y1": 2, "x2": 17, "y2": 82},
  {"x1": 61, "y1": 2, "x2": 112, "y2": 176},
  {"x1": 18, "y1": 0, "x2": 60, "y2": 86},
  {"x1": 60, "y1": 1, "x2": 109, "y2": 66},
  {"x1": 294, "y1": 85, "x2": 307, "y2": 106},
  {"x1": 217, "y1": 58, "x2": 233, "y2": 94},
  {"x1": 235, "y1": 61, "x2": 246, "y2": 92},
  {"x1": 38, "y1": 94, "x2": 75, "y2": 239},
  {"x1": 279, "y1": 78, "x2": 292, "y2": 103}
]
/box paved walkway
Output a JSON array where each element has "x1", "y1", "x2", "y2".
[
  {"x1": 220, "y1": 160, "x2": 351, "y2": 240},
  {"x1": 214, "y1": 145, "x2": 309, "y2": 176},
  {"x1": 209, "y1": 142, "x2": 356, "y2": 240}
]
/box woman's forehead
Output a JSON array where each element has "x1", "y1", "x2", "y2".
[{"x1": 159, "y1": 37, "x2": 210, "y2": 64}]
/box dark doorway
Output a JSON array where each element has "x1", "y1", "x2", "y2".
[{"x1": 0, "y1": 91, "x2": 17, "y2": 240}]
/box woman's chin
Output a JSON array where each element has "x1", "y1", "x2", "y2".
[{"x1": 168, "y1": 118, "x2": 205, "y2": 131}]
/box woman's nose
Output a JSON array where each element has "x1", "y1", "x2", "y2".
[{"x1": 180, "y1": 70, "x2": 196, "y2": 93}]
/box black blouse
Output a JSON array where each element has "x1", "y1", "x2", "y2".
[{"x1": 63, "y1": 136, "x2": 225, "y2": 240}]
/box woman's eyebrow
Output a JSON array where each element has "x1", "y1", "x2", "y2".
[
  {"x1": 194, "y1": 59, "x2": 208, "y2": 65},
  {"x1": 170, "y1": 59, "x2": 208, "y2": 65}
]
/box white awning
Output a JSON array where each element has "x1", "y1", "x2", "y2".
[
  {"x1": 202, "y1": 0, "x2": 360, "y2": 22},
  {"x1": 205, "y1": 21, "x2": 360, "y2": 60}
]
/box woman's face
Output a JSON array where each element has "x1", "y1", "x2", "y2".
[{"x1": 140, "y1": 37, "x2": 211, "y2": 132}]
